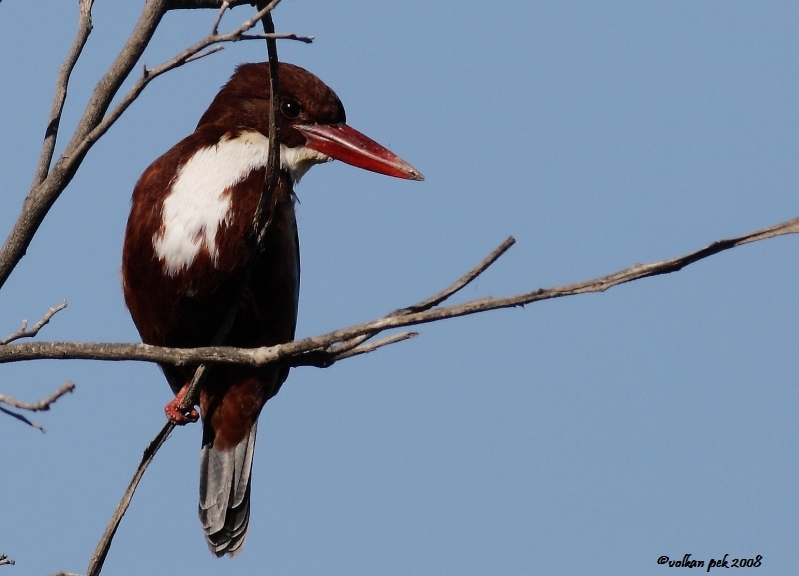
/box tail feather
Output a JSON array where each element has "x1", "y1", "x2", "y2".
[{"x1": 199, "y1": 421, "x2": 257, "y2": 557}]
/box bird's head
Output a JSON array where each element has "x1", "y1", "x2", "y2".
[{"x1": 197, "y1": 62, "x2": 423, "y2": 183}]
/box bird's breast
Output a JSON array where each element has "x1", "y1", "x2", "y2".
[{"x1": 122, "y1": 127, "x2": 300, "y2": 349}]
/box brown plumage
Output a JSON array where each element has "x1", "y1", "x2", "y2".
[{"x1": 121, "y1": 62, "x2": 422, "y2": 557}]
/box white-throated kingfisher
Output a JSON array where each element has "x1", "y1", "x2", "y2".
[{"x1": 121, "y1": 62, "x2": 423, "y2": 556}]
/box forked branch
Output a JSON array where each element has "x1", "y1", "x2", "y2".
[
  {"x1": 0, "y1": 300, "x2": 67, "y2": 345},
  {"x1": 0, "y1": 0, "x2": 309, "y2": 291},
  {"x1": 0, "y1": 381, "x2": 75, "y2": 412},
  {"x1": 0, "y1": 381, "x2": 75, "y2": 433},
  {"x1": 21, "y1": 212, "x2": 799, "y2": 574},
  {"x1": 2, "y1": 213, "x2": 798, "y2": 370}
]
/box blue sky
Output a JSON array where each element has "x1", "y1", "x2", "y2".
[{"x1": 1, "y1": 2, "x2": 798, "y2": 575}]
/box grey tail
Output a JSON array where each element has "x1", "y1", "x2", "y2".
[{"x1": 199, "y1": 421, "x2": 257, "y2": 557}]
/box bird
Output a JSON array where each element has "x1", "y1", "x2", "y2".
[{"x1": 121, "y1": 62, "x2": 423, "y2": 557}]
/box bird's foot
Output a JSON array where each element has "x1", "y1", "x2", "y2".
[{"x1": 164, "y1": 385, "x2": 199, "y2": 425}]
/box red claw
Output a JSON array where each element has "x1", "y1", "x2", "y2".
[{"x1": 165, "y1": 383, "x2": 199, "y2": 425}]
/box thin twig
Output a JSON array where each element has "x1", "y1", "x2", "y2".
[
  {"x1": 328, "y1": 332, "x2": 418, "y2": 363},
  {"x1": 2, "y1": 214, "x2": 797, "y2": 370},
  {"x1": 73, "y1": 2, "x2": 302, "y2": 169},
  {"x1": 210, "y1": 0, "x2": 229, "y2": 34},
  {"x1": 182, "y1": 45, "x2": 224, "y2": 65},
  {"x1": 396, "y1": 236, "x2": 516, "y2": 314},
  {"x1": 239, "y1": 32, "x2": 313, "y2": 42},
  {"x1": 0, "y1": 0, "x2": 170, "y2": 291},
  {"x1": 0, "y1": 300, "x2": 67, "y2": 345},
  {"x1": 326, "y1": 237, "x2": 516, "y2": 353},
  {"x1": 0, "y1": 381, "x2": 74, "y2": 433},
  {"x1": 31, "y1": 0, "x2": 94, "y2": 187},
  {"x1": 167, "y1": 0, "x2": 252, "y2": 7},
  {"x1": 252, "y1": 2, "x2": 282, "y2": 249},
  {"x1": 0, "y1": 381, "x2": 75, "y2": 411},
  {"x1": 85, "y1": 422, "x2": 173, "y2": 576},
  {"x1": 0, "y1": 0, "x2": 307, "y2": 292},
  {"x1": 326, "y1": 333, "x2": 375, "y2": 356},
  {"x1": 0, "y1": 406, "x2": 46, "y2": 433}
]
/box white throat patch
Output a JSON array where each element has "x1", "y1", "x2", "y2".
[
  {"x1": 153, "y1": 131, "x2": 331, "y2": 276},
  {"x1": 153, "y1": 132, "x2": 270, "y2": 275},
  {"x1": 280, "y1": 144, "x2": 332, "y2": 183}
]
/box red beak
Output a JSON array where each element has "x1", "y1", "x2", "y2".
[{"x1": 296, "y1": 123, "x2": 424, "y2": 181}]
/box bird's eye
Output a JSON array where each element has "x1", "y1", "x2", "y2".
[{"x1": 280, "y1": 99, "x2": 301, "y2": 119}]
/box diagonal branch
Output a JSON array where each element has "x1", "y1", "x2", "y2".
[
  {"x1": 0, "y1": 406, "x2": 47, "y2": 433},
  {"x1": 320, "y1": 236, "x2": 517, "y2": 355},
  {"x1": 210, "y1": 0, "x2": 230, "y2": 34},
  {"x1": 0, "y1": 0, "x2": 309, "y2": 292},
  {"x1": 75, "y1": 0, "x2": 306, "y2": 167},
  {"x1": 0, "y1": 0, "x2": 169, "y2": 291},
  {"x1": 31, "y1": 0, "x2": 94, "y2": 187},
  {"x1": 85, "y1": 422, "x2": 172, "y2": 576},
  {"x1": 395, "y1": 236, "x2": 516, "y2": 315}
]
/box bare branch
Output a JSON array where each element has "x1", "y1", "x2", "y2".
[
  {"x1": 346, "y1": 331, "x2": 418, "y2": 357},
  {"x1": 313, "y1": 237, "x2": 516, "y2": 355},
  {"x1": 325, "y1": 333, "x2": 374, "y2": 356},
  {"x1": 397, "y1": 236, "x2": 516, "y2": 314},
  {"x1": 0, "y1": 300, "x2": 67, "y2": 345},
  {"x1": 86, "y1": 422, "x2": 173, "y2": 576},
  {"x1": 0, "y1": 406, "x2": 46, "y2": 433},
  {"x1": 0, "y1": 0, "x2": 305, "y2": 292},
  {"x1": 0, "y1": 0, "x2": 170, "y2": 290},
  {"x1": 31, "y1": 0, "x2": 94, "y2": 187},
  {"x1": 324, "y1": 331, "x2": 418, "y2": 364},
  {"x1": 167, "y1": 0, "x2": 252, "y2": 8},
  {"x1": 45, "y1": 1, "x2": 304, "y2": 195},
  {"x1": 239, "y1": 33, "x2": 313, "y2": 42},
  {"x1": 0, "y1": 381, "x2": 75, "y2": 433},
  {"x1": 210, "y1": 0, "x2": 229, "y2": 34},
  {"x1": 0, "y1": 341, "x2": 254, "y2": 366},
  {"x1": 182, "y1": 44, "x2": 225, "y2": 64},
  {"x1": 290, "y1": 236, "x2": 516, "y2": 357},
  {"x1": 3, "y1": 215, "x2": 797, "y2": 371},
  {"x1": 0, "y1": 381, "x2": 75, "y2": 412}
]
